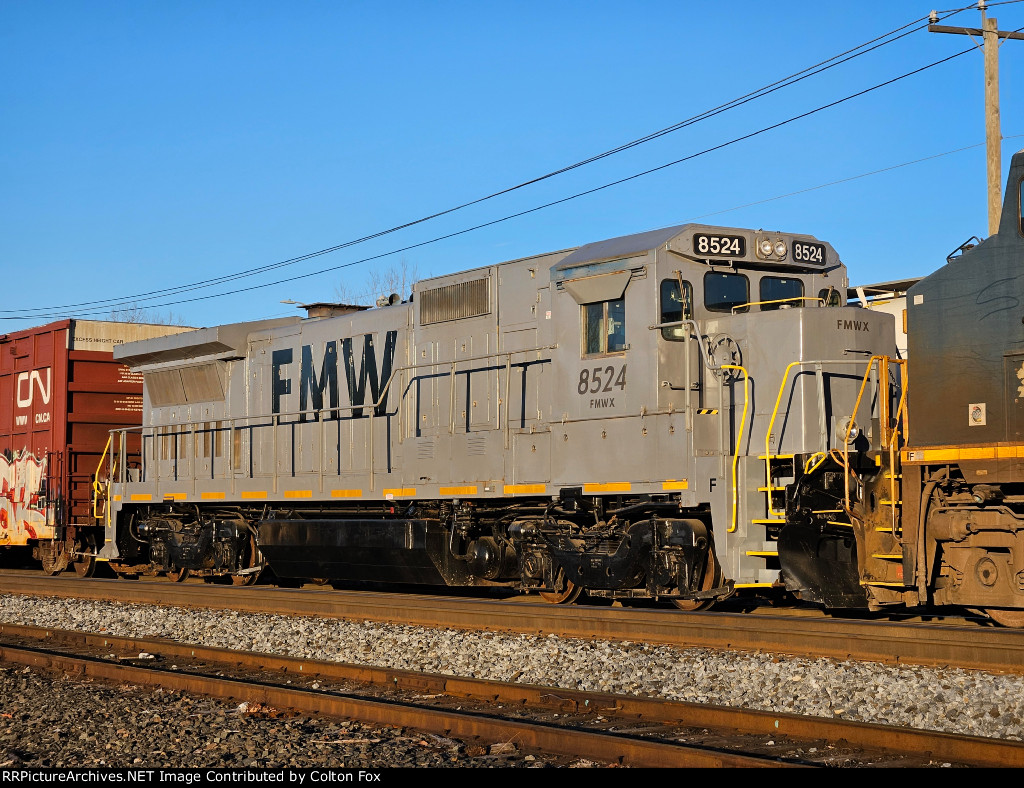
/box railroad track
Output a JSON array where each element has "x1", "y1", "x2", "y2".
[
  {"x1": 3, "y1": 624, "x2": 1019, "y2": 768},
  {"x1": 2, "y1": 573, "x2": 1023, "y2": 674}
]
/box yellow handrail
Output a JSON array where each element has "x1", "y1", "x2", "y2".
[
  {"x1": 731, "y1": 296, "x2": 828, "y2": 314},
  {"x1": 722, "y1": 364, "x2": 749, "y2": 533},
  {"x1": 763, "y1": 356, "x2": 906, "y2": 519},
  {"x1": 804, "y1": 452, "x2": 828, "y2": 475},
  {"x1": 841, "y1": 356, "x2": 907, "y2": 518},
  {"x1": 764, "y1": 361, "x2": 804, "y2": 517},
  {"x1": 91, "y1": 435, "x2": 114, "y2": 521}
]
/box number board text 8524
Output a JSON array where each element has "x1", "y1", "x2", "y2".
[
  {"x1": 693, "y1": 233, "x2": 745, "y2": 257},
  {"x1": 792, "y1": 240, "x2": 826, "y2": 264}
]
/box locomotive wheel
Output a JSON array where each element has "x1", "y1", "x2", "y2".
[
  {"x1": 73, "y1": 535, "x2": 97, "y2": 578},
  {"x1": 539, "y1": 568, "x2": 582, "y2": 605},
  {"x1": 166, "y1": 568, "x2": 190, "y2": 583},
  {"x1": 38, "y1": 543, "x2": 68, "y2": 576},
  {"x1": 985, "y1": 608, "x2": 1024, "y2": 628},
  {"x1": 40, "y1": 554, "x2": 61, "y2": 576},
  {"x1": 673, "y1": 551, "x2": 721, "y2": 612},
  {"x1": 231, "y1": 532, "x2": 261, "y2": 586}
]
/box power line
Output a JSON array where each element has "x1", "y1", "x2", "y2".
[
  {"x1": 4, "y1": 40, "x2": 1003, "y2": 322},
  {"x1": 3, "y1": 6, "x2": 973, "y2": 318},
  {"x1": 12, "y1": 128, "x2": 1011, "y2": 323},
  {"x1": 686, "y1": 134, "x2": 1024, "y2": 222}
]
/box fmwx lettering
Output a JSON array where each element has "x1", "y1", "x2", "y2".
[
  {"x1": 271, "y1": 331, "x2": 398, "y2": 418},
  {"x1": 837, "y1": 319, "x2": 870, "y2": 332}
]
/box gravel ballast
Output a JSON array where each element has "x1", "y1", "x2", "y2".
[
  {"x1": 1, "y1": 593, "x2": 1022, "y2": 749},
  {"x1": 0, "y1": 664, "x2": 598, "y2": 768}
]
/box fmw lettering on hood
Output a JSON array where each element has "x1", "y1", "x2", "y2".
[
  {"x1": 271, "y1": 331, "x2": 397, "y2": 418},
  {"x1": 837, "y1": 319, "x2": 870, "y2": 332}
]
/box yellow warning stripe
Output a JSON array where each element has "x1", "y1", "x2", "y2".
[
  {"x1": 440, "y1": 485, "x2": 478, "y2": 496},
  {"x1": 201, "y1": 492, "x2": 226, "y2": 500},
  {"x1": 902, "y1": 443, "x2": 1024, "y2": 463},
  {"x1": 583, "y1": 482, "x2": 631, "y2": 493},
  {"x1": 283, "y1": 490, "x2": 312, "y2": 499},
  {"x1": 661, "y1": 480, "x2": 689, "y2": 491},
  {"x1": 330, "y1": 489, "x2": 362, "y2": 498},
  {"x1": 163, "y1": 493, "x2": 186, "y2": 501},
  {"x1": 383, "y1": 488, "x2": 416, "y2": 497},
  {"x1": 129, "y1": 494, "x2": 152, "y2": 502},
  {"x1": 504, "y1": 484, "x2": 546, "y2": 495},
  {"x1": 241, "y1": 491, "x2": 268, "y2": 500}
]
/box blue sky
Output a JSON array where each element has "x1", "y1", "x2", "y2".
[{"x1": 2, "y1": 1, "x2": 1023, "y2": 330}]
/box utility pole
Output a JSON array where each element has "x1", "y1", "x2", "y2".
[{"x1": 929, "y1": 2, "x2": 1023, "y2": 236}]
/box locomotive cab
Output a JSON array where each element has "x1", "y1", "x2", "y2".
[{"x1": 535, "y1": 224, "x2": 897, "y2": 606}]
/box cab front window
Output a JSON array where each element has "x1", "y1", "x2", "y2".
[
  {"x1": 759, "y1": 276, "x2": 804, "y2": 310},
  {"x1": 704, "y1": 272, "x2": 749, "y2": 313}
]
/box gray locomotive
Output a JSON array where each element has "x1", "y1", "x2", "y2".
[{"x1": 95, "y1": 218, "x2": 903, "y2": 610}]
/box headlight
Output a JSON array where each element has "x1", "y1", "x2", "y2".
[
  {"x1": 774, "y1": 240, "x2": 787, "y2": 258},
  {"x1": 758, "y1": 238, "x2": 774, "y2": 257}
]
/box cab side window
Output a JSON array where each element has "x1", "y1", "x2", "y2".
[
  {"x1": 818, "y1": 287, "x2": 841, "y2": 307},
  {"x1": 582, "y1": 298, "x2": 626, "y2": 356},
  {"x1": 659, "y1": 279, "x2": 692, "y2": 340},
  {"x1": 704, "y1": 272, "x2": 749, "y2": 313},
  {"x1": 759, "y1": 276, "x2": 804, "y2": 310}
]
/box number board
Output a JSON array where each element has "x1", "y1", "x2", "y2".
[
  {"x1": 693, "y1": 233, "x2": 745, "y2": 257},
  {"x1": 791, "y1": 240, "x2": 827, "y2": 265}
]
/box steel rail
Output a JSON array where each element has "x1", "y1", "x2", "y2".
[
  {"x1": 0, "y1": 635, "x2": 800, "y2": 769},
  {"x1": 2, "y1": 574, "x2": 1022, "y2": 674},
  {"x1": 3, "y1": 623, "x2": 1020, "y2": 768}
]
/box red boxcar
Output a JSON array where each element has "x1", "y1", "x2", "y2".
[{"x1": 0, "y1": 319, "x2": 192, "y2": 573}]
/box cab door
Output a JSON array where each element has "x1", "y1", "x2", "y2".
[{"x1": 657, "y1": 277, "x2": 701, "y2": 417}]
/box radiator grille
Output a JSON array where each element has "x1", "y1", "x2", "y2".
[
  {"x1": 420, "y1": 277, "x2": 490, "y2": 325},
  {"x1": 147, "y1": 363, "x2": 225, "y2": 407}
]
